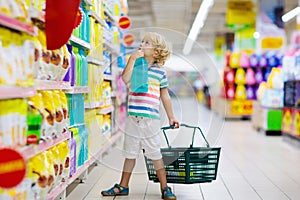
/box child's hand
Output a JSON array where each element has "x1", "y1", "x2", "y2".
[
  {"x1": 131, "y1": 50, "x2": 144, "y2": 60},
  {"x1": 169, "y1": 119, "x2": 180, "y2": 129}
]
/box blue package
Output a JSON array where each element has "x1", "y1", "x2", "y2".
[{"x1": 131, "y1": 57, "x2": 148, "y2": 93}]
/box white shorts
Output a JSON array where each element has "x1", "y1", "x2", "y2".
[{"x1": 123, "y1": 116, "x2": 162, "y2": 160}]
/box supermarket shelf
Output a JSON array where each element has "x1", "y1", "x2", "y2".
[
  {"x1": 103, "y1": 7, "x2": 117, "y2": 24},
  {"x1": 86, "y1": 56, "x2": 103, "y2": 66},
  {"x1": 104, "y1": 40, "x2": 121, "y2": 56},
  {"x1": 22, "y1": 133, "x2": 70, "y2": 160},
  {"x1": 35, "y1": 80, "x2": 71, "y2": 90},
  {"x1": 47, "y1": 131, "x2": 122, "y2": 200},
  {"x1": 97, "y1": 105, "x2": 114, "y2": 114},
  {"x1": 47, "y1": 181, "x2": 68, "y2": 200},
  {"x1": 69, "y1": 123, "x2": 85, "y2": 129},
  {"x1": 0, "y1": 86, "x2": 36, "y2": 99},
  {"x1": 70, "y1": 35, "x2": 91, "y2": 50},
  {"x1": 0, "y1": 13, "x2": 36, "y2": 35},
  {"x1": 103, "y1": 74, "x2": 113, "y2": 81},
  {"x1": 85, "y1": 101, "x2": 104, "y2": 109},
  {"x1": 64, "y1": 86, "x2": 90, "y2": 94},
  {"x1": 88, "y1": 10, "x2": 107, "y2": 28}
]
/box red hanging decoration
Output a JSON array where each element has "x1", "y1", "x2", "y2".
[
  {"x1": 45, "y1": 0, "x2": 81, "y2": 50},
  {"x1": 74, "y1": 9, "x2": 83, "y2": 29}
]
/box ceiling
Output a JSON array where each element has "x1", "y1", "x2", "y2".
[{"x1": 127, "y1": 0, "x2": 299, "y2": 52}]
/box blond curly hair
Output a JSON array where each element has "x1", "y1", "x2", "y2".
[{"x1": 144, "y1": 32, "x2": 172, "y2": 66}]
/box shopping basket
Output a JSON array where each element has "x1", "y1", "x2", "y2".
[{"x1": 144, "y1": 123, "x2": 221, "y2": 184}]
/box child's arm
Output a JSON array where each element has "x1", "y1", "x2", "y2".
[
  {"x1": 160, "y1": 88, "x2": 180, "y2": 128},
  {"x1": 122, "y1": 50, "x2": 144, "y2": 84}
]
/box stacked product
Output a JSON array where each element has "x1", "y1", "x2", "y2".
[
  {"x1": 281, "y1": 50, "x2": 300, "y2": 140},
  {"x1": 252, "y1": 65, "x2": 284, "y2": 135},
  {"x1": 218, "y1": 50, "x2": 283, "y2": 118}
]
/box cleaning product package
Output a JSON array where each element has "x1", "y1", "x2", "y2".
[{"x1": 131, "y1": 57, "x2": 148, "y2": 93}]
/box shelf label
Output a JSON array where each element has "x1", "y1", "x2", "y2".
[{"x1": 0, "y1": 148, "x2": 26, "y2": 188}]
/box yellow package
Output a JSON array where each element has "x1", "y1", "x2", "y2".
[
  {"x1": 0, "y1": 0, "x2": 12, "y2": 16},
  {"x1": 51, "y1": 90, "x2": 64, "y2": 136},
  {"x1": 28, "y1": 92, "x2": 48, "y2": 140},
  {"x1": 50, "y1": 146, "x2": 61, "y2": 186},
  {"x1": 22, "y1": 34, "x2": 35, "y2": 86},
  {"x1": 57, "y1": 90, "x2": 69, "y2": 132},
  {"x1": 15, "y1": 99, "x2": 28, "y2": 147},
  {"x1": 55, "y1": 45, "x2": 70, "y2": 81},
  {"x1": 12, "y1": 0, "x2": 29, "y2": 22},
  {"x1": 28, "y1": 153, "x2": 49, "y2": 199},
  {"x1": 0, "y1": 100, "x2": 14, "y2": 146},
  {"x1": 49, "y1": 49, "x2": 63, "y2": 81},
  {"x1": 32, "y1": 36, "x2": 43, "y2": 79},
  {"x1": 40, "y1": 91, "x2": 56, "y2": 138},
  {"x1": 45, "y1": 150, "x2": 55, "y2": 191},
  {"x1": 59, "y1": 141, "x2": 70, "y2": 182}
]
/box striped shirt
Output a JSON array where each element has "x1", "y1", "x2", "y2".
[{"x1": 128, "y1": 64, "x2": 168, "y2": 119}]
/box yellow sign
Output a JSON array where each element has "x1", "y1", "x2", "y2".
[
  {"x1": 261, "y1": 37, "x2": 284, "y2": 49},
  {"x1": 226, "y1": 0, "x2": 256, "y2": 26},
  {"x1": 231, "y1": 100, "x2": 253, "y2": 115}
]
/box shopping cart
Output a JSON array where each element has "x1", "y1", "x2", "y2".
[{"x1": 144, "y1": 123, "x2": 221, "y2": 184}]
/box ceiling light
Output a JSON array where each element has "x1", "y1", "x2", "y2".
[
  {"x1": 282, "y1": 6, "x2": 300, "y2": 22},
  {"x1": 183, "y1": 0, "x2": 214, "y2": 55},
  {"x1": 253, "y1": 32, "x2": 260, "y2": 39}
]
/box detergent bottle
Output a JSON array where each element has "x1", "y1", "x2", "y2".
[{"x1": 131, "y1": 57, "x2": 148, "y2": 93}]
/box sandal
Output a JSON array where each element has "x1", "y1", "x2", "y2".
[
  {"x1": 161, "y1": 186, "x2": 176, "y2": 200},
  {"x1": 101, "y1": 183, "x2": 129, "y2": 196}
]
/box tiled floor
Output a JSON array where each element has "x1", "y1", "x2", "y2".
[{"x1": 65, "y1": 97, "x2": 300, "y2": 200}]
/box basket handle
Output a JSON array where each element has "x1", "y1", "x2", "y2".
[{"x1": 161, "y1": 123, "x2": 210, "y2": 148}]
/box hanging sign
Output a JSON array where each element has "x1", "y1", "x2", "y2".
[
  {"x1": 0, "y1": 148, "x2": 26, "y2": 188},
  {"x1": 118, "y1": 16, "x2": 131, "y2": 29},
  {"x1": 226, "y1": 0, "x2": 256, "y2": 30},
  {"x1": 123, "y1": 34, "x2": 135, "y2": 46},
  {"x1": 46, "y1": 0, "x2": 81, "y2": 50}
]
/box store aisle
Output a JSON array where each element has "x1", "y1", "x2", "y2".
[{"x1": 66, "y1": 97, "x2": 300, "y2": 200}]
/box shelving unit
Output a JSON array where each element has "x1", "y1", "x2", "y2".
[
  {"x1": 0, "y1": 86, "x2": 36, "y2": 99},
  {"x1": 22, "y1": 133, "x2": 70, "y2": 160},
  {"x1": 88, "y1": 10, "x2": 107, "y2": 28},
  {"x1": 0, "y1": 13, "x2": 36, "y2": 35},
  {"x1": 86, "y1": 56, "x2": 104, "y2": 66},
  {"x1": 35, "y1": 80, "x2": 71, "y2": 90},
  {"x1": 46, "y1": 130, "x2": 122, "y2": 200},
  {"x1": 64, "y1": 86, "x2": 90, "y2": 94},
  {"x1": 0, "y1": 0, "x2": 127, "y2": 199},
  {"x1": 70, "y1": 35, "x2": 91, "y2": 50},
  {"x1": 97, "y1": 105, "x2": 114, "y2": 115}
]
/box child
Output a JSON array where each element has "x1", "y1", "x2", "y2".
[{"x1": 101, "y1": 32, "x2": 180, "y2": 200}]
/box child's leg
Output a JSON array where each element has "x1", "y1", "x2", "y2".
[
  {"x1": 120, "y1": 158, "x2": 136, "y2": 187},
  {"x1": 152, "y1": 158, "x2": 167, "y2": 189}
]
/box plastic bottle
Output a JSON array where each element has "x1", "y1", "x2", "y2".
[
  {"x1": 85, "y1": 8, "x2": 90, "y2": 43},
  {"x1": 64, "y1": 44, "x2": 76, "y2": 86},
  {"x1": 131, "y1": 57, "x2": 148, "y2": 93},
  {"x1": 73, "y1": 47, "x2": 82, "y2": 86},
  {"x1": 69, "y1": 129, "x2": 77, "y2": 176},
  {"x1": 80, "y1": 6, "x2": 87, "y2": 41},
  {"x1": 79, "y1": 49, "x2": 88, "y2": 86}
]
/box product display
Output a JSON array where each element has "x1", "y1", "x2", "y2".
[{"x1": 0, "y1": 0, "x2": 126, "y2": 199}]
